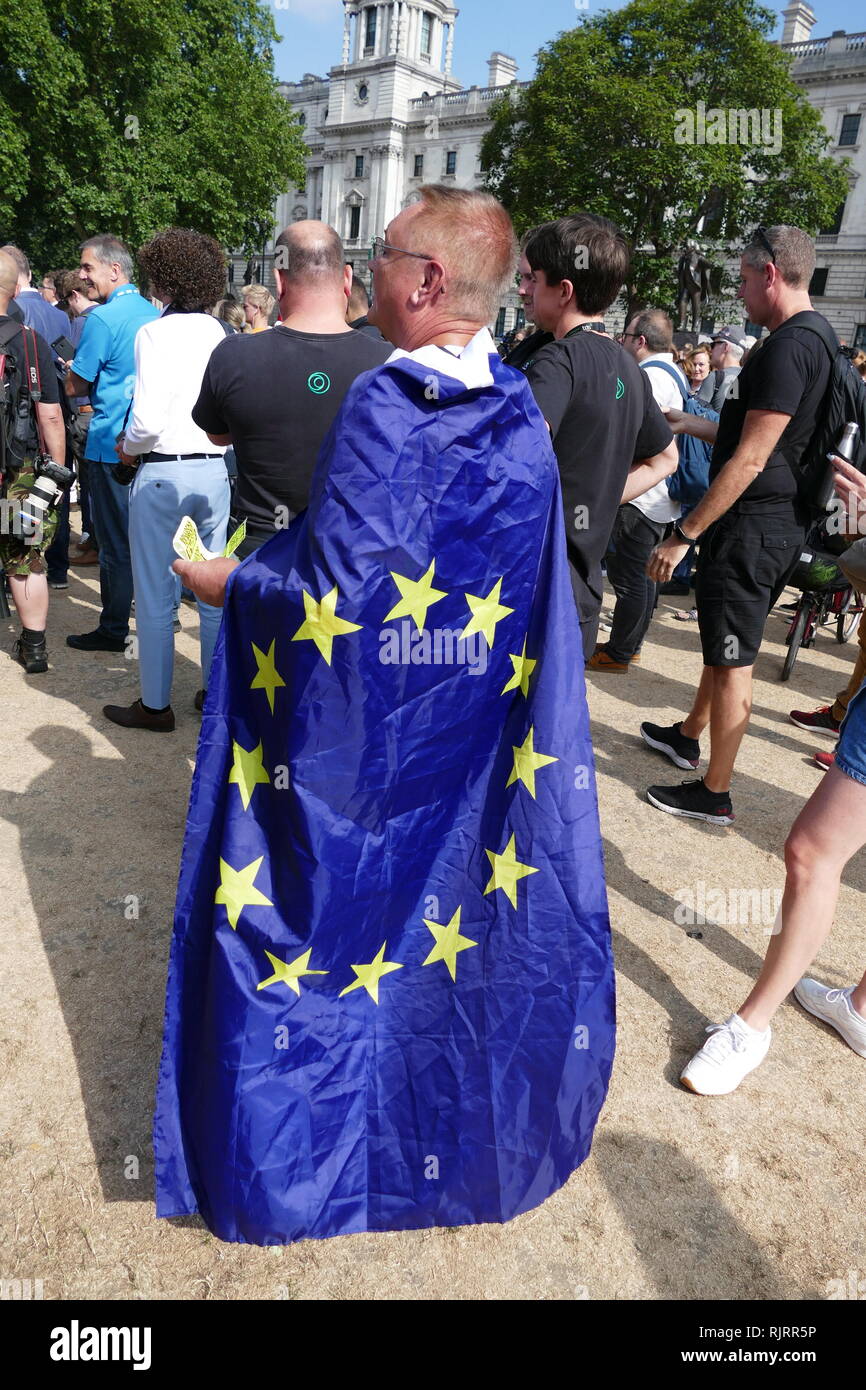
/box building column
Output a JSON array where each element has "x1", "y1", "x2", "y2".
[
  {"x1": 444, "y1": 21, "x2": 454, "y2": 75},
  {"x1": 342, "y1": 5, "x2": 352, "y2": 64}
]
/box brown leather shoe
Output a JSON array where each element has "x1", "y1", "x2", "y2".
[
  {"x1": 103, "y1": 699, "x2": 175, "y2": 731},
  {"x1": 70, "y1": 548, "x2": 99, "y2": 566}
]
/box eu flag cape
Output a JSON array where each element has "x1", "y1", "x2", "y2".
[{"x1": 154, "y1": 330, "x2": 615, "y2": 1244}]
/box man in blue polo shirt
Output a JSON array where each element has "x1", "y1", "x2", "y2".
[{"x1": 65, "y1": 235, "x2": 158, "y2": 651}]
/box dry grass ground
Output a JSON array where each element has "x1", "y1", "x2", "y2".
[{"x1": 0, "y1": 551, "x2": 864, "y2": 1300}]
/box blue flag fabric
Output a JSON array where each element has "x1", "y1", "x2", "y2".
[{"x1": 154, "y1": 337, "x2": 616, "y2": 1244}]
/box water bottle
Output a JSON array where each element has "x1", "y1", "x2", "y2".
[{"x1": 817, "y1": 422, "x2": 860, "y2": 512}]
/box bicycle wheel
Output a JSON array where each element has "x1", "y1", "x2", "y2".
[
  {"x1": 782, "y1": 599, "x2": 812, "y2": 681},
  {"x1": 837, "y1": 589, "x2": 863, "y2": 643}
]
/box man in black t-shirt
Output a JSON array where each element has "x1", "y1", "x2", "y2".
[
  {"x1": 0, "y1": 248, "x2": 67, "y2": 672},
  {"x1": 642, "y1": 225, "x2": 833, "y2": 826},
  {"x1": 522, "y1": 215, "x2": 677, "y2": 658},
  {"x1": 193, "y1": 222, "x2": 391, "y2": 557}
]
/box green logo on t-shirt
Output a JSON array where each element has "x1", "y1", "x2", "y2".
[
  {"x1": 615, "y1": 377, "x2": 625, "y2": 400},
  {"x1": 307, "y1": 372, "x2": 331, "y2": 394}
]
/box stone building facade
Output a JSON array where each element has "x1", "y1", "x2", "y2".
[
  {"x1": 780, "y1": 5, "x2": 866, "y2": 346},
  {"x1": 230, "y1": 0, "x2": 527, "y2": 337}
]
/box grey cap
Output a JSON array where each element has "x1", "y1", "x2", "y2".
[{"x1": 712, "y1": 326, "x2": 748, "y2": 352}]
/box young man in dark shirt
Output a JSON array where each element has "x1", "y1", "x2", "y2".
[
  {"x1": 522, "y1": 215, "x2": 677, "y2": 658},
  {"x1": 193, "y1": 223, "x2": 391, "y2": 556},
  {"x1": 642, "y1": 225, "x2": 833, "y2": 825}
]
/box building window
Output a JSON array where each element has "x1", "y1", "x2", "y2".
[
  {"x1": 821, "y1": 200, "x2": 846, "y2": 236},
  {"x1": 839, "y1": 113, "x2": 861, "y2": 146},
  {"x1": 855, "y1": 324, "x2": 866, "y2": 349},
  {"x1": 420, "y1": 12, "x2": 432, "y2": 57},
  {"x1": 413, "y1": 153, "x2": 424, "y2": 178},
  {"x1": 809, "y1": 268, "x2": 829, "y2": 297},
  {"x1": 445, "y1": 150, "x2": 457, "y2": 176},
  {"x1": 494, "y1": 306, "x2": 506, "y2": 338},
  {"x1": 349, "y1": 205, "x2": 361, "y2": 240},
  {"x1": 355, "y1": 155, "x2": 365, "y2": 178},
  {"x1": 298, "y1": 112, "x2": 306, "y2": 128},
  {"x1": 227, "y1": 263, "x2": 234, "y2": 285},
  {"x1": 364, "y1": 7, "x2": 376, "y2": 53}
]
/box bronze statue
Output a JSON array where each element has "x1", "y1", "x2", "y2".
[{"x1": 676, "y1": 244, "x2": 713, "y2": 334}]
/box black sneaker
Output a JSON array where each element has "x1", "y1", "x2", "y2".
[
  {"x1": 640, "y1": 720, "x2": 701, "y2": 770},
  {"x1": 646, "y1": 778, "x2": 734, "y2": 825},
  {"x1": 66, "y1": 628, "x2": 127, "y2": 652}
]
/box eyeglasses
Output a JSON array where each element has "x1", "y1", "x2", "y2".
[
  {"x1": 369, "y1": 236, "x2": 433, "y2": 263},
  {"x1": 618, "y1": 331, "x2": 641, "y2": 341},
  {"x1": 753, "y1": 226, "x2": 776, "y2": 265}
]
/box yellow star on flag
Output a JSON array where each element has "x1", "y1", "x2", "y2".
[
  {"x1": 501, "y1": 637, "x2": 537, "y2": 698},
  {"x1": 384, "y1": 560, "x2": 447, "y2": 632},
  {"x1": 257, "y1": 948, "x2": 328, "y2": 996},
  {"x1": 506, "y1": 726, "x2": 558, "y2": 799},
  {"x1": 484, "y1": 833, "x2": 539, "y2": 908},
  {"x1": 215, "y1": 855, "x2": 273, "y2": 930},
  {"x1": 228, "y1": 739, "x2": 270, "y2": 811},
  {"x1": 421, "y1": 905, "x2": 477, "y2": 982},
  {"x1": 461, "y1": 577, "x2": 513, "y2": 648},
  {"x1": 292, "y1": 584, "x2": 361, "y2": 665},
  {"x1": 251, "y1": 638, "x2": 286, "y2": 714},
  {"x1": 338, "y1": 941, "x2": 403, "y2": 1004}
]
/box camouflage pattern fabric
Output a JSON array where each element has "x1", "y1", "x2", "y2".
[{"x1": 0, "y1": 461, "x2": 59, "y2": 577}]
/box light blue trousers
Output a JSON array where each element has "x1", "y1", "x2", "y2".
[{"x1": 128, "y1": 458, "x2": 230, "y2": 709}]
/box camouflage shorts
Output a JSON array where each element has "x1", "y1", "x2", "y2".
[{"x1": 0, "y1": 462, "x2": 59, "y2": 577}]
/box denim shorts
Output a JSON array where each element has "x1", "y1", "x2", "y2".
[{"x1": 836, "y1": 682, "x2": 866, "y2": 786}]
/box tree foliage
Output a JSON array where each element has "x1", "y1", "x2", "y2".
[
  {"x1": 481, "y1": 0, "x2": 850, "y2": 312},
  {"x1": 0, "y1": 0, "x2": 307, "y2": 268}
]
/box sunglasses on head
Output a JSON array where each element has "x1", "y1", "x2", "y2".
[{"x1": 753, "y1": 226, "x2": 776, "y2": 265}]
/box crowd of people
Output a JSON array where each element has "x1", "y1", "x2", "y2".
[{"x1": 1, "y1": 194, "x2": 865, "y2": 1174}]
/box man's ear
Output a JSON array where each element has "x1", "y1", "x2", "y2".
[
  {"x1": 342, "y1": 263, "x2": 353, "y2": 300},
  {"x1": 560, "y1": 277, "x2": 576, "y2": 308},
  {"x1": 419, "y1": 258, "x2": 446, "y2": 303}
]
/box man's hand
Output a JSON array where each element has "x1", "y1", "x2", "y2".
[
  {"x1": 172, "y1": 556, "x2": 239, "y2": 608},
  {"x1": 665, "y1": 408, "x2": 686, "y2": 434},
  {"x1": 832, "y1": 453, "x2": 866, "y2": 509},
  {"x1": 647, "y1": 536, "x2": 689, "y2": 584}
]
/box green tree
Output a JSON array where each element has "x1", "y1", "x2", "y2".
[
  {"x1": 0, "y1": 0, "x2": 307, "y2": 270},
  {"x1": 481, "y1": 0, "x2": 850, "y2": 313}
]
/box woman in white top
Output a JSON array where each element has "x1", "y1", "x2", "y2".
[{"x1": 104, "y1": 228, "x2": 231, "y2": 731}]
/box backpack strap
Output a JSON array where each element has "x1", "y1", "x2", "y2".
[
  {"x1": 0, "y1": 318, "x2": 24, "y2": 353},
  {"x1": 640, "y1": 357, "x2": 689, "y2": 403},
  {"x1": 775, "y1": 310, "x2": 839, "y2": 363}
]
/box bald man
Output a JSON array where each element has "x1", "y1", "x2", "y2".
[
  {"x1": 192, "y1": 220, "x2": 391, "y2": 558},
  {"x1": 0, "y1": 249, "x2": 67, "y2": 673}
]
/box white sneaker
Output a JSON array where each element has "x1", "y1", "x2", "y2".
[
  {"x1": 680, "y1": 1014, "x2": 772, "y2": 1095},
  {"x1": 793, "y1": 978, "x2": 866, "y2": 1058}
]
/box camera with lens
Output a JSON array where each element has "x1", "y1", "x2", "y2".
[{"x1": 17, "y1": 455, "x2": 75, "y2": 539}]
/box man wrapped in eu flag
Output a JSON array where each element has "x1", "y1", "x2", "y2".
[{"x1": 154, "y1": 188, "x2": 616, "y2": 1245}]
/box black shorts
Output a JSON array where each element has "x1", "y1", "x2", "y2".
[{"x1": 695, "y1": 511, "x2": 805, "y2": 667}]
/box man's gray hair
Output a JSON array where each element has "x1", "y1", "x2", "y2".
[
  {"x1": 741, "y1": 225, "x2": 815, "y2": 290},
  {"x1": 81, "y1": 234, "x2": 134, "y2": 280}
]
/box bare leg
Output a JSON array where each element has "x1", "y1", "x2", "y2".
[
  {"x1": 739, "y1": 764, "x2": 866, "y2": 1031},
  {"x1": 680, "y1": 665, "x2": 714, "y2": 741},
  {"x1": 703, "y1": 665, "x2": 753, "y2": 793},
  {"x1": 9, "y1": 572, "x2": 49, "y2": 629}
]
